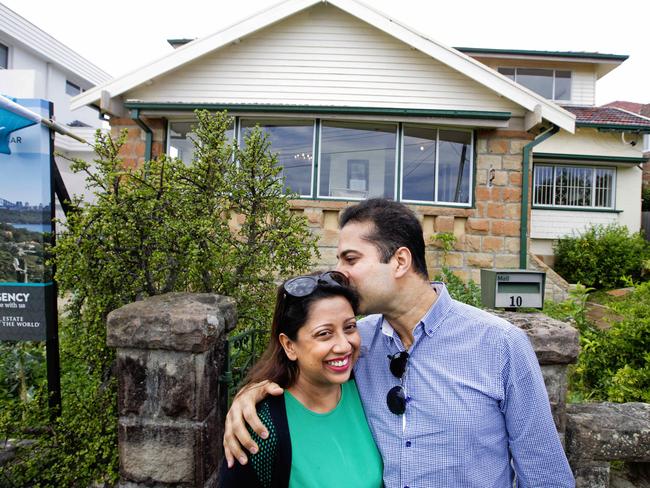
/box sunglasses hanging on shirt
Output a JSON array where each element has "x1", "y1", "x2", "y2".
[{"x1": 387, "y1": 350, "x2": 409, "y2": 415}]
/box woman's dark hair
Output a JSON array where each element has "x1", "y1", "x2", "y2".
[
  {"x1": 244, "y1": 273, "x2": 359, "y2": 389},
  {"x1": 339, "y1": 198, "x2": 429, "y2": 279}
]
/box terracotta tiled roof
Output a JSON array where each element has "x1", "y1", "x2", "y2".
[
  {"x1": 563, "y1": 105, "x2": 650, "y2": 129},
  {"x1": 603, "y1": 101, "x2": 644, "y2": 114}
]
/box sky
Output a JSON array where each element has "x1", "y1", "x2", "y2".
[{"x1": 3, "y1": 0, "x2": 649, "y2": 106}]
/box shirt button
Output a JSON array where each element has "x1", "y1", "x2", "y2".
[{"x1": 405, "y1": 440, "x2": 412, "y2": 447}]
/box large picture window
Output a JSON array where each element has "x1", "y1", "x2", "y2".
[
  {"x1": 167, "y1": 116, "x2": 474, "y2": 206},
  {"x1": 241, "y1": 119, "x2": 314, "y2": 196},
  {"x1": 498, "y1": 67, "x2": 571, "y2": 101},
  {"x1": 533, "y1": 164, "x2": 615, "y2": 209},
  {"x1": 319, "y1": 121, "x2": 396, "y2": 200},
  {"x1": 402, "y1": 126, "x2": 471, "y2": 204}
]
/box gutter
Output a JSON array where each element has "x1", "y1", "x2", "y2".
[
  {"x1": 520, "y1": 125, "x2": 559, "y2": 269},
  {"x1": 130, "y1": 108, "x2": 152, "y2": 162}
]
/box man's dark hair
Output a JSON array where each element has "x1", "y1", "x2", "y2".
[{"x1": 339, "y1": 198, "x2": 429, "y2": 279}]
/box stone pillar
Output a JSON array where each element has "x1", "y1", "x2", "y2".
[{"x1": 107, "y1": 293, "x2": 237, "y2": 488}]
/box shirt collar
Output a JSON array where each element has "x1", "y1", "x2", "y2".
[{"x1": 380, "y1": 282, "x2": 453, "y2": 339}]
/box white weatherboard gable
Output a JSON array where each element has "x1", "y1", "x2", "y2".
[
  {"x1": 127, "y1": 5, "x2": 522, "y2": 115},
  {"x1": 72, "y1": 0, "x2": 574, "y2": 132}
]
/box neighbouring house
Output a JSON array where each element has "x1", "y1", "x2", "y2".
[
  {"x1": 0, "y1": 2, "x2": 111, "y2": 206},
  {"x1": 70, "y1": 0, "x2": 649, "y2": 296}
]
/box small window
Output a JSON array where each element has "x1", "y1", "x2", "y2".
[
  {"x1": 533, "y1": 164, "x2": 615, "y2": 209},
  {"x1": 65, "y1": 80, "x2": 81, "y2": 96},
  {"x1": 498, "y1": 67, "x2": 571, "y2": 101},
  {"x1": 0, "y1": 43, "x2": 8, "y2": 69}
]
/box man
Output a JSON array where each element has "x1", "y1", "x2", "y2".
[{"x1": 224, "y1": 198, "x2": 574, "y2": 487}]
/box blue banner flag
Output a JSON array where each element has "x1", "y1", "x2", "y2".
[{"x1": 0, "y1": 96, "x2": 39, "y2": 155}]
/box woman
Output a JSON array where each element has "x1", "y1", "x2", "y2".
[{"x1": 220, "y1": 271, "x2": 382, "y2": 487}]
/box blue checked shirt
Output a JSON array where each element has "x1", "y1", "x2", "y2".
[{"x1": 353, "y1": 283, "x2": 574, "y2": 488}]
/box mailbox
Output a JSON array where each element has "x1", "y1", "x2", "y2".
[{"x1": 480, "y1": 269, "x2": 546, "y2": 309}]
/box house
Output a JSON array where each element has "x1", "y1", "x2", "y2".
[
  {"x1": 70, "y1": 0, "x2": 649, "y2": 296},
  {"x1": 0, "y1": 2, "x2": 111, "y2": 204}
]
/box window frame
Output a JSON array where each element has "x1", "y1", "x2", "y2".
[
  {"x1": 399, "y1": 124, "x2": 474, "y2": 207},
  {"x1": 532, "y1": 162, "x2": 616, "y2": 210},
  {"x1": 0, "y1": 42, "x2": 9, "y2": 69},
  {"x1": 65, "y1": 80, "x2": 82, "y2": 96},
  {"x1": 498, "y1": 67, "x2": 572, "y2": 102},
  {"x1": 166, "y1": 115, "x2": 475, "y2": 207}
]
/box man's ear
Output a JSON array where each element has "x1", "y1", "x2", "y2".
[
  {"x1": 393, "y1": 246, "x2": 412, "y2": 278},
  {"x1": 279, "y1": 333, "x2": 297, "y2": 361}
]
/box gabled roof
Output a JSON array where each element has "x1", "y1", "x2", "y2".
[
  {"x1": 0, "y1": 3, "x2": 111, "y2": 86},
  {"x1": 71, "y1": 0, "x2": 575, "y2": 132},
  {"x1": 564, "y1": 105, "x2": 650, "y2": 131}
]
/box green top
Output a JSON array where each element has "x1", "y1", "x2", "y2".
[{"x1": 285, "y1": 380, "x2": 383, "y2": 488}]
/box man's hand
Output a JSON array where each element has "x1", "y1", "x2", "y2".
[{"x1": 223, "y1": 380, "x2": 284, "y2": 467}]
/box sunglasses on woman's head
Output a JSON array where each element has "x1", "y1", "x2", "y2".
[
  {"x1": 387, "y1": 350, "x2": 409, "y2": 415},
  {"x1": 283, "y1": 271, "x2": 349, "y2": 298}
]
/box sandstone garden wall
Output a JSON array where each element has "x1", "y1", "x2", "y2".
[{"x1": 106, "y1": 293, "x2": 649, "y2": 487}]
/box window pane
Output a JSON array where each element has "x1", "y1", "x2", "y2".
[
  {"x1": 169, "y1": 120, "x2": 234, "y2": 166},
  {"x1": 0, "y1": 43, "x2": 8, "y2": 69},
  {"x1": 555, "y1": 166, "x2": 592, "y2": 206},
  {"x1": 554, "y1": 70, "x2": 571, "y2": 100},
  {"x1": 533, "y1": 165, "x2": 554, "y2": 205},
  {"x1": 594, "y1": 168, "x2": 614, "y2": 208},
  {"x1": 319, "y1": 121, "x2": 396, "y2": 199},
  {"x1": 241, "y1": 119, "x2": 314, "y2": 196},
  {"x1": 65, "y1": 80, "x2": 81, "y2": 96},
  {"x1": 437, "y1": 130, "x2": 471, "y2": 203},
  {"x1": 402, "y1": 125, "x2": 436, "y2": 202},
  {"x1": 516, "y1": 68, "x2": 553, "y2": 98},
  {"x1": 498, "y1": 67, "x2": 515, "y2": 80}
]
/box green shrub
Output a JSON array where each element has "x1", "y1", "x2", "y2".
[
  {"x1": 0, "y1": 110, "x2": 318, "y2": 486},
  {"x1": 430, "y1": 232, "x2": 481, "y2": 307},
  {"x1": 553, "y1": 224, "x2": 650, "y2": 289},
  {"x1": 544, "y1": 282, "x2": 650, "y2": 403}
]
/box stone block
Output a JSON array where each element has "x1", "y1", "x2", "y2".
[
  {"x1": 117, "y1": 351, "x2": 148, "y2": 417},
  {"x1": 476, "y1": 154, "x2": 503, "y2": 169},
  {"x1": 491, "y1": 220, "x2": 519, "y2": 237},
  {"x1": 566, "y1": 403, "x2": 650, "y2": 462},
  {"x1": 510, "y1": 139, "x2": 530, "y2": 155},
  {"x1": 505, "y1": 237, "x2": 519, "y2": 254},
  {"x1": 492, "y1": 311, "x2": 580, "y2": 365},
  {"x1": 491, "y1": 170, "x2": 508, "y2": 186},
  {"x1": 494, "y1": 254, "x2": 519, "y2": 268},
  {"x1": 443, "y1": 252, "x2": 463, "y2": 268},
  {"x1": 503, "y1": 187, "x2": 521, "y2": 202},
  {"x1": 466, "y1": 253, "x2": 493, "y2": 268},
  {"x1": 487, "y1": 203, "x2": 505, "y2": 219},
  {"x1": 502, "y1": 155, "x2": 522, "y2": 170},
  {"x1": 435, "y1": 215, "x2": 455, "y2": 233},
  {"x1": 482, "y1": 236, "x2": 504, "y2": 252},
  {"x1": 487, "y1": 139, "x2": 509, "y2": 154},
  {"x1": 540, "y1": 364, "x2": 568, "y2": 433},
  {"x1": 467, "y1": 218, "x2": 489, "y2": 233},
  {"x1": 573, "y1": 461, "x2": 610, "y2": 488},
  {"x1": 508, "y1": 171, "x2": 522, "y2": 186},
  {"x1": 107, "y1": 293, "x2": 236, "y2": 353},
  {"x1": 464, "y1": 235, "x2": 482, "y2": 252}
]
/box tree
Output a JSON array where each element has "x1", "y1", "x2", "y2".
[{"x1": 0, "y1": 110, "x2": 318, "y2": 486}]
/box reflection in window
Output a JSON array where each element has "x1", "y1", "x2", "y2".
[
  {"x1": 498, "y1": 67, "x2": 571, "y2": 101},
  {"x1": 168, "y1": 120, "x2": 234, "y2": 165},
  {"x1": 402, "y1": 126, "x2": 471, "y2": 204},
  {"x1": 533, "y1": 164, "x2": 615, "y2": 208},
  {"x1": 240, "y1": 119, "x2": 314, "y2": 196},
  {"x1": 319, "y1": 121, "x2": 396, "y2": 199}
]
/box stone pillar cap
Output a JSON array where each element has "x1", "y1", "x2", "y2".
[{"x1": 107, "y1": 293, "x2": 237, "y2": 352}]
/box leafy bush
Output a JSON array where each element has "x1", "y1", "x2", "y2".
[
  {"x1": 430, "y1": 232, "x2": 482, "y2": 307},
  {"x1": 553, "y1": 224, "x2": 650, "y2": 289},
  {"x1": 544, "y1": 282, "x2": 650, "y2": 403},
  {"x1": 0, "y1": 110, "x2": 318, "y2": 486}
]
